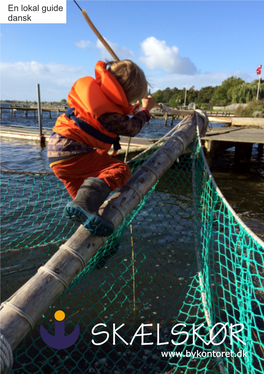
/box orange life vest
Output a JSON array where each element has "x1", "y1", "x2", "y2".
[{"x1": 53, "y1": 61, "x2": 133, "y2": 152}]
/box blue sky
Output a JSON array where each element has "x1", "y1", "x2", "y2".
[{"x1": 0, "y1": 0, "x2": 263, "y2": 101}]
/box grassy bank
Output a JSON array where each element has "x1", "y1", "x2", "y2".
[{"x1": 235, "y1": 99, "x2": 264, "y2": 117}]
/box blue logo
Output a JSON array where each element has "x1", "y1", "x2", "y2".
[{"x1": 40, "y1": 310, "x2": 80, "y2": 349}]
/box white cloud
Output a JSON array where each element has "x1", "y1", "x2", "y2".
[
  {"x1": 75, "y1": 40, "x2": 93, "y2": 50},
  {"x1": 96, "y1": 38, "x2": 134, "y2": 60},
  {"x1": 0, "y1": 61, "x2": 91, "y2": 101},
  {"x1": 1, "y1": 58, "x2": 257, "y2": 102},
  {"x1": 140, "y1": 37, "x2": 197, "y2": 75},
  {"x1": 74, "y1": 37, "x2": 134, "y2": 60}
]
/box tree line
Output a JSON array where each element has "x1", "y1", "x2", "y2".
[{"x1": 151, "y1": 76, "x2": 264, "y2": 108}]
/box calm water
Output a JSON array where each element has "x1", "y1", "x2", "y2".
[{"x1": 1, "y1": 106, "x2": 264, "y2": 226}]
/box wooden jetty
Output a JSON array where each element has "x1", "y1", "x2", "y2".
[
  {"x1": 2, "y1": 104, "x2": 263, "y2": 127},
  {"x1": 202, "y1": 126, "x2": 264, "y2": 165},
  {"x1": 208, "y1": 116, "x2": 264, "y2": 127},
  {"x1": 151, "y1": 110, "x2": 234, "y2": 118},
  {"x1": 1, "y1": 111, "x2": 264, "y2": 163},
  {"x1": 0, "y1": 125, "x2": 156, "y2": 160},
  {"x1": 150, "y1": 108, "x2": 264, "y2": 127},
  {"x1": 0, "y1": 105, "x2": 67, "y2": 119}
]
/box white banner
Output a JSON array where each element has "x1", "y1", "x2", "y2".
[{"x1": 0, "y1": 0, "x2": 67, "y2": 24}]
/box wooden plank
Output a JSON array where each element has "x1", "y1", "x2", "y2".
[
  {"x1": 208, "y1": 116, "x2": 232, "y2": 124},
  {"x1": 208, "y1": 116, "x2": 264, "y2": 127},
  {"x1": 119, "y1": 136, "x2": 155, "y2": 147},
  {"x1": 202, "y1": 128, "x2": 264, "y2": 144},
  {"x1": 150, "y1": 109, "x2": 194, "y2": 116},
  {"x1": 0, "y1": 127, "x2": 154, "y2": 146},
  {"x1": 232, "y1": 117, "x2": 264, "y2": 127},
  {"x1": 204, "y1": 127, "x2": 241, "y2": 136}
]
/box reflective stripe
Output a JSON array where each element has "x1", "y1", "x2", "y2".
[{"x1": 65, "y1": 107, "x2": 121, "y2": 152}]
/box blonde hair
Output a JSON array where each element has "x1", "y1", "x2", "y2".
[{"x1": 106, "y1": 60, "x2": 148, "y2": 103}]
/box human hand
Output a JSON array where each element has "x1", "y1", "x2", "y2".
[
  {"x1": 141, "y1": 95, "x2": 157, "y2": 112},
  {"x1": 132, "y1": 101, "x2": 140, "y2": 114}
]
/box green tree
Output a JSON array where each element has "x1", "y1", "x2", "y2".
[
  {"x1": 162, "y1": 87, "x2": 172, "y2": 104},
  {"x1": 197, "y1": 86, "x2": 215, "y2": 104},
  {"x1": 152, "y1": 90, "x2": 163, "y2": 103},
  {"x1": 169, "y1": 94, "x2": 178, "y2": 107},
  {"x1": 187, "y1": 86, "x2": 198, "y2": 104},
  {"x1": 60, "y1": 99, "x2": 67, "y2": 104},
  {"x1": 211, "y1": 76, "x2": 245, "y2": 106},
  {"x1": 232, "y1": 80, "x2": 264, "y2": 103}
]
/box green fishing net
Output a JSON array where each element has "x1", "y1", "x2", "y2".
[{"x1": 1, "y1": 133, "x2": 263, "y2": 374}]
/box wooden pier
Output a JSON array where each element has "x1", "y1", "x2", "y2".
[
  {"x1": 1, "y1": 123, "x2": 263, "y2": 164},
  {"x1": 202, "y1": 126, "x2": 264, "y2": 165},
  {"x1": 151, "y1": 110, "x2": 234, "y2": 118},
  {"x1": 2, "y1": 105, "x2": 263, "y2": 127},
  {"x1": 0, "y1": 125, "x2": 156, "y2": 160},
  {"x1": 1, "y1": 106, "x2": 264, "y2": 164},
  {"x1": 0, "y1": 105, "x2": 67, "y2": 119},
  {"x1": 150, "y1": 108, "x2": 264, "y2": 127}
]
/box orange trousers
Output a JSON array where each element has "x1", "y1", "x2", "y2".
[{"x1": 52, "y1": 149, "x2": 131, "y2": 199}]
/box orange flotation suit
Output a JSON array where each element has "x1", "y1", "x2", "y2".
[{"x1": 53, "y1": 61, "x2": 133, "y2": 152}]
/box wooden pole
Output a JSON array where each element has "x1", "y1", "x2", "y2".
[
  {"x1": 184, "y1": 85, "x2": 187, "y2": 107},
  {"x1": 164, "y1": 112, "x2": 168, "y2": 127},
  {"x1": 36, "y1": 84, "x2": 43, "y2": 139},
  {"x1": 74, "y1": 0, "x2": 119, "y2": 61},
  {"x1": 0, "y1": 112, "x2": 208, "y2": 357},
  {"x1": 155, "y1": 108, "x2": 195, "y2": 117},
  {"x1": 256, "y1": 73, "x2": 261, "y2": 100},
  {"x1": 81, "y1": 9, "x2": 119, "y2": 61},
  {"x1": 124, "y1": 136, "x2": 131, "y2": 163},
  {"x1": 257, "y1": 143, "x2": 263, "y2": 160},
  {"x1": 130, "y1": 224, "x2": 137, "y2": 317}
]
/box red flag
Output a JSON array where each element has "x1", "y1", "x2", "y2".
[{"x1": 256, "y1": 64, "x2": 262, "y2": 75}]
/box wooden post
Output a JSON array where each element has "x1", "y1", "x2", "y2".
[
  {"x1": 24, "y1": 110, "x2": 28, "y2": 118},
  {"x1": 243, "y1": 143, "x2": 253, "y2": 161},
  {"x1": 235, "y1": 143, "x2": 253, "y2": 163},
  {"x1": 130, "y1": 225, "x2": 137, "y2": 317},
  {"x1": 256, "y1": 73, "x2": 261, "y2": 100},
  {"x1": 49, "y1": 111, "x2": 51, "y2": 119},
  {"x1": 36, "y1": 84, "x2": 44, "y2": 145},
  {"x1": 257, "y1": 143, "x2": 263, "y2": 160},
  {"x1": 0, "y1": 112, "x2": 208, "y2": 355},
  {"x1": 164, "y1": 112, "x2": 168, "y2": 127},
  {"x1": 234, "y1": 143, "x2": 242, "y2": 166},
  {"x1": 124, "y1": 136, "x2": 131, "y2": 163},
  {"x1": 171, "y1": 116, "x2": 174, "y2": 126}
]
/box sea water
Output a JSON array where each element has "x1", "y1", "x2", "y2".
[{"x1": 1, "y1": 106, "x2": 264, "y2": 229}]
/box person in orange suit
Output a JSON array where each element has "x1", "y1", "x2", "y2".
[{"x1": 47, "y1": 60, "x2": 156, "y2": 236}]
